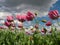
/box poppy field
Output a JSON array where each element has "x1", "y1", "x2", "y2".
[{"x1": 0, "y1": 10, "x2": 60, "y2": 45}]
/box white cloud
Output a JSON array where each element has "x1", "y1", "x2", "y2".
[
  {"x1": 0, "y1": 12, "x2": 12, "y2": 19},
  {"x1": 0, "y1": 20, "x2": 5, "y2": 24},
  {"x1": 14, "y1": 20, "x2": 20, "y2": 24}
]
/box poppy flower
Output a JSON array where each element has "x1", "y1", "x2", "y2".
[
  {"x1": 41, "y1": 29, "x2": 45, "y2": 33},
  {"x1": 4, "y1": 21, "x2": 11, "y2": 27},
  {"x1": 48, "y1": 10, "x2": 59, "y2": 20},
  {"x1": 18, "y1": 22, "x2": 23, "y2": 28},
  {"x1": 26, "y1": 11, "x2": 35, "y2": 21},
  {"x1": 6, "y1": 16, "x2": 14, "y2": 22},
  {"x1": 46, "y1": 21, "x2": 52, "y2": 26},
  {"x1": 16, "y1": 14, "x2": 26, "y2": 22},
  {"x1": 18, "y1": 25, "x2": 23, "y2": 28}
]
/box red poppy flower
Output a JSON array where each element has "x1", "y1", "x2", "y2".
[
  {"x1": 16, "y1": 14, "x2": 26, "y2": 22},
  {"x1": 26, "y1": 11, "x2": 35, "y2": 21},
  {"x1": 6, "y1": 16, "x2": 14, "y2": 22},
  {"x1": 46, "y1": 21, "x2": 52, "y2": 26},
  {"x1": 4, "y1": 21, "x2": 11, "y2": 27},
  {"x1": 48, "y1": 10, "x2": 59, "y2": 20}
]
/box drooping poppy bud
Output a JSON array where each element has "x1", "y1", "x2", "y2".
[
  {"x1": 49, "y1": 30, "x2": 52, "y2": 33},
  {"x1": 41, "y1": 20, "x2": 47, "y2": 23},
  {"x1": 35, "y1": 12, "x2": 37, "y2": 16},
  {"x1": 41, "y1": 28, "x2": 47, "y2": 34}
]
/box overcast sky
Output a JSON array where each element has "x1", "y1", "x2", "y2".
[{"x1": 0, "y1": 0, "x2": 58, "y2": 19}]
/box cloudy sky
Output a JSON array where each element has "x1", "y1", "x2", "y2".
[
  {"x1": 0, "y1": 0, "x2": 58, "y2": 18},
  {"x1": 0, "y1": 0, "x2": 60, "y2": 28}
]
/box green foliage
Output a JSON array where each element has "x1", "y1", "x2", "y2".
[{"x1": 0, "y1": 30, "x2": 60, "y2": 45}]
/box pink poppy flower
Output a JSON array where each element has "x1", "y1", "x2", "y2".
[
  {"x1": 6, "y1": 16, "x2": 14, "y2": 22},
  {"x1": 26, "y1": 11, "x2": 35, "y2": 21},
  {"x1": 46, "y1": 21, "x2": 52, "y2": 26},
  {"x1": 16, "y1": 14, "x2": 26, "y2": 22},
  {"x1": 18, "y1": 25, "x2": 23, "y2": 28},
  {"x1": 18, "y1": 23, "x2": 23, "y2": 28},
  {"x1": 48, "y1": 10, "x2": 59, "y2": 20},
  {"x1": 4, "y1": 21, "x2": 11, "y2": 27}
]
